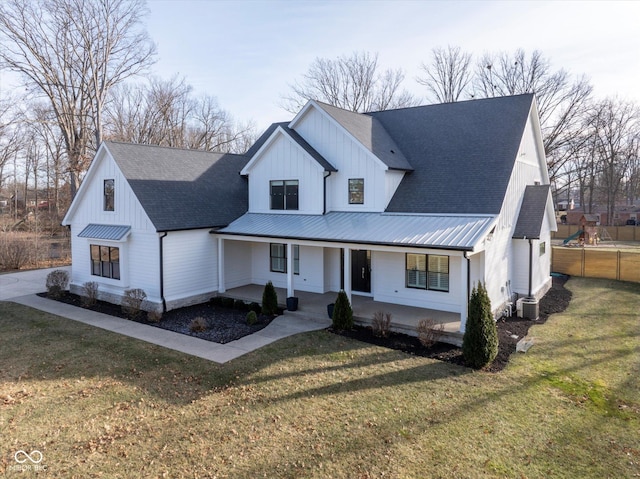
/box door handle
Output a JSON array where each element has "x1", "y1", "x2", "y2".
[{"x1": 362, "y1": 267, "x2": 365, "y2": 279}]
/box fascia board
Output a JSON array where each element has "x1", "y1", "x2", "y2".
[{"x1": 241, "y1": 126, "x2": 325, "y2": 175}]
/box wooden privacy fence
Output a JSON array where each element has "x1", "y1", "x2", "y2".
[
  {"x1": 552, "y1": 247, "x2": 640, "y2": 283},
  {"x1": 553, "y1": 224, "x2": 640, "y2": 242}
]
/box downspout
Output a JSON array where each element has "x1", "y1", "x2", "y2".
[
  {"x1": 159, "y1": 232, "x2": 168, "y2": 312},
  {"x1": 528, "y1": 238, "x2": 533, "y2": 299},
  {"x1": 323, "y1": 171, "x2": 331, "y2": 214}
]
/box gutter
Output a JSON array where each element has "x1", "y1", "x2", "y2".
[
  {"x1": 323, "y1": 171, "x2": 331, "y2": 214},
  {"x1": 159, "y1": 231, "x2": 168, "y2": 312}
]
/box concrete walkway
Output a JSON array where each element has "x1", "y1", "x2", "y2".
[{"x1": 1, "y1": 267, "x2": 329, "y2": 363}]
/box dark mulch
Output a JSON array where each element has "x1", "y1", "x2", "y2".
[
  {"x1": 40, "y1": 276, "x2": 571, "y2": 370},
  {"x1": 37, "y1": 292, "x2": 275, "y2": 344},
  {"x1": 331, "y1": 275, "x2": 572, "y2": 372}
]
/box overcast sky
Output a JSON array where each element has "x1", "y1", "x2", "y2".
[{"x1": 144, "y1": 0, "x2": 640, "y2": 131}]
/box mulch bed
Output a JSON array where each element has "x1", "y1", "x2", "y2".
[
  {"x1": 37, "y1": 292, "x2": 275, "y2": 344},
  {"x1": 40, "y1": 275, "x2": 571, "y2": 370},
  {"x1": 331, "y1": 275, "x2": 572, "y2": 372}
]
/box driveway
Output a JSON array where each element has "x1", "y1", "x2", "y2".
[{"x1": 0, "y1": 266, "x2": 71, "y2": 300}]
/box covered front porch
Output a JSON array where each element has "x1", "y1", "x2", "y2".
[{"x1": 221, "y1": 284, "x2": 464, "y2": 346}]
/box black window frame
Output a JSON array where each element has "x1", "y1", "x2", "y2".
[
  {"x1": 104, "y1": 179, "x2": 114, "y2": 211},
  {"x1": 270, "y1": 243, "x2": 299, "y2": 274},
  {"x1": 90, "y1": 244, "x2": 120, "y2": 280},
  {"x1": 270, "y1": 180, "x2": 299, "y2": 210},
  {"x1": 405, "y1": 253, "x2": 449, "y2": 292},
  {"x1": 348, "y1": 178, "x2": 364, "y2": 204}
]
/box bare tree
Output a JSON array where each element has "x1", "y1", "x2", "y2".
[
  {"x1": 587, "y1": 98, "x2": 639, "y2": 225},
  {"x1": 417, "y1": 46, "x2": 473, "y2": 103},
  {"x1": 0, "y1": 0, "x2": 156, "y2": 198},
  {"x1": 282, "y1": 51, "x2": 419, "y2": 113},
  {"x1": 104, "y1": 77, "x2": 256, "y2": 154},
  {"x1": 0, "y1": 94, "x2": 24, "y2": 193}
]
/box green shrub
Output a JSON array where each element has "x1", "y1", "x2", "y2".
[
  {"x1": 121, "y1": 288, "x2": 147, "y2": 319},
  {"x1": 246, "y1": 310, "x2": 258, "y2": 325},
  {"x1": 234, "y1": 299, "x2": 247, "y2": 310},
  {"x1": 221, "y1": 297, "x2": 234, "y2": 308},
  {"x1": 249, "y1": 302, "x2": 261, "y2": 314},
  {"x1": 261, "y1": 281, "x2": 278, "y2": 316},
  {"x1": 46, "y1": 269, "x2": 69, "y2": 299},
  {"x1": 81, "y1": 281, "x2": 99, "y2": 307},
  {"x1": 462, "y1": 282, "x2": 498, "y2": 369},
  {"x1": 332, "y1": 290, "x2": 353, "y2": 330}
]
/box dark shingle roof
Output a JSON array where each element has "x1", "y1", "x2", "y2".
[
  {"x1": 104, "y1": 141, "x2": 249, "y2": 231},
  {"x1": 372, "y1": 94, "x2": 535, "y2": 214},
  {"x1": 513, "y1": 184, "x2": 550, "y2": 239},
  {"x1": 246, "y1": 122, "x2": 336, "y2": 172},
  {"x1": 314, "y1": 101, "x2": 413, "y2": 171}
]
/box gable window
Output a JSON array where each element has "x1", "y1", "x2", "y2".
[
  {"x1": 91, "y1": 245, "x2": 120, "y2": 279},
  {"x1": 539, "y1": 241, "x2": 546, "y2": 256},
  {"x1": 406, "y1": 253, "x2": 449, "y2": 292},
  {"x1": 270, "y1": 243, "x2": 299, "y2": 274},
  {"x1": 349, "y1": 178, "x2": 364, "y2": 204},
  {"x1": 270, "y1": 180, "x2": 298, "y2": 210},
  {"x1": 104, "y1": 179, "x2": 114, "y2": 211}
]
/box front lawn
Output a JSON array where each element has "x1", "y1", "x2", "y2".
[{"x1": 1, "y1": 277, "x2": 638, "y2": 478}]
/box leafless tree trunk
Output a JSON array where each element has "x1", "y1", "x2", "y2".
[
  {"x1": 282, "y1": 51, "x2": 419, "y2": 113},
  {"x1": 0, "y1": 0, "x2": 156, "y2": 199},
  {"x1": 417, "y1": 46, "x2": 473, "y2": 103},
  {"x1": 586, "y1": 98, "x2": 638, "y2": 225},
  {"x1": 104, "y1": 77, "x2": 256, "y2": 153}
]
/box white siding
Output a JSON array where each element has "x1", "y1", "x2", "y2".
[
  {"x1": 248, "y1": 241, "x2": 327, "y2": 293},
  {"x1": 67, "y1": 149, "x2": 161, "y2": 308},
  {"x1": 247, "y1": 133, "x2": 325, "y2": 214},
  {"x1": 223, "y1": 240, "x2": 252, "y2": 289},
  {"x1": 294, "y1": 107, "x2": 398, "y2": 212},
  {"x1": 163, "y1": 230, "x2": 217, "y2": 305},
  {"x1": 372, "y1": 250, "x2": 462, "y2": 313}
]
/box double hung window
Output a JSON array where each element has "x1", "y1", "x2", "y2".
[
  {"x1": 406, "y1": 253, "x2": 449, "y2": 292},
  {"x1": 270, "y1": 243, "x2": 299, "y2": 274},
  {"x1": 270, "y1": 180, "x2": 298, "y2": 210}
]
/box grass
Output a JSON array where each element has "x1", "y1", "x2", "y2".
[{"x1": 1, "y1": 277, "x2": 639, "y2": 478}]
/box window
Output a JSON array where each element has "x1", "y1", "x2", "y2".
[
  {"x1": 406, "y1": 253, "x2": 449, "y2": 292},
  {"x1": 104, "y1": 179, "x2": 114, "y2": 211},
  {"x1": 270, "y1": 243, "x2": 299, "y2": 274},
  {"x1": 91, "y1": 245, "x2": 120, "y2": 279},
  {"x1": 349, "y1": 178, "x2": 364, "y2": 204},
  {"x1": 539, "y1": 241, "x2": 546, "y2": 256},
  {"x1": 270, "y1": 180, "x2": 298, "y2": 210}
]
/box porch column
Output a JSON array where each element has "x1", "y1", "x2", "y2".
[
  {"x1": 343, "y1": 247, "x2": 352, "y2": 303},
  {"x1": 459, "y1": 253, "x2": 468, "y2": 332},
  {"x1": 217, "y1": 237, "x2": 225, "y2": 293},
  {"x1": 286, "y1": 242, "x2": 294, "y2": 298}
]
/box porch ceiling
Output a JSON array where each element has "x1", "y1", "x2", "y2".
[{"x1": 217, "y1": 212, "x2": 496, "y2": 251}]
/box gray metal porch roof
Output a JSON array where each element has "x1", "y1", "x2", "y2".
[
  {"x1": 216, "y1": 212, "x2": 496, "y2": 251},
  {"x1": 78, "y1": 224, "x2": 131, "y2": 241}
]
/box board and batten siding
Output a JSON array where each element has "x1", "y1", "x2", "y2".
[
  {"x1": 67, "y1": 149, "x2": 161, "y2": 307},
  {"x1": 162, "y1": 229, "x2": 218, "y2": 308},
  {"x1": 247, "y1": 133, "x2": 325, "y2": 214},
  {"x1": 293, "y1": 106, "x2": 401, "y2": 212}
]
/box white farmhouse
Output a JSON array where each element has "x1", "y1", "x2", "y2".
[{"x1": 63, "y1": 94, "x2": 556, "y2": 344}]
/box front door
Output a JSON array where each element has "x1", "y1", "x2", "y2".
[{"x1": 351, "y1": 250, "x2": 371, "y2": 293}]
